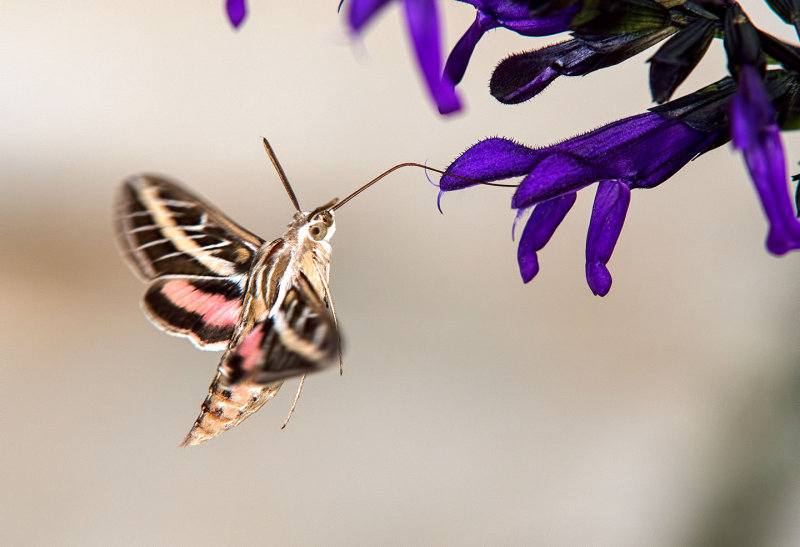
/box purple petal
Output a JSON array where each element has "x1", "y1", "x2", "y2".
[
  {"x1": 585, "y1": 181, "x2": 631, "y2": 296},
  {"x1": 511, "y1": 113, "x2": 718, "y2": 209},
  {"x1": 349, "y1": 0, "x2": 393, "y2": 31},
  {"x1": 449, "y1": 2, "x2": 576, "y2": 90},
  {"x1": 225, "y1": 0, "x2": 247, "y2": 29},
  {"x1": 513, "y1": 151, "x2": 599, "y2": 207},
  {"x1": 404, "y1": 0, "x2": 461, "y2": 114},
  {"x1": 628, "y1": 119, "x2": 719, "y2": 189},
  {"x1": 440, "y1": 138, "x2": 543, "y2": 191},
  {"x1": 444, "y1": 12, "x2": 498, "y2": 85},
  {"x1": 731, "y1": 65, "x2": 800, "y2": 254},
  {"x1": 517, "y1": 193, "x2": 577, "y2": 283}
]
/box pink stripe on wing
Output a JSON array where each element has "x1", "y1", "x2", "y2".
[
  {"x1": 162, "y1": 279, "x2": 242, "y2": 327},
  {"x1": 237, "y1": 323, "x2": 266, "y2": 372}
]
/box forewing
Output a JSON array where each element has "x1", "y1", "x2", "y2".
[
  {"x1": 219, "y1": 273, "x2": 340, "y2": 385},
  {"x1": 114, "y1": 174, "x2": 264, "y2": 281}
]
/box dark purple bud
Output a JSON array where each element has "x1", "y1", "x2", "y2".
[
  {"x1": 225, "y1": 0, "x2": 247, "y2": 29},
  {"x1": 585, "y1": 181, "x2": 630, "y2": 296},
  {"x1": 491, "y1": 29, "x2": 675, "y2": 104},
  {"x1": 517, "y1": 193, "x2": 576, "y2": 282},
  {"x1": 491, "y1": 40, "x2": 584, "y2": 103}
]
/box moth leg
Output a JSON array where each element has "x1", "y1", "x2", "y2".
[
  {"x1": 281, "y1": 374, "x2": 306, "y2": 429},
  {"x1": 314, "y1": 262, "x2": 343, "y2": 375}
]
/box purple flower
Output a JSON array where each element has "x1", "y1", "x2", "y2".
[
  {"x1": 731, "y1": 64, "x2": 800, "y2": 254},
  {"x1": 444, "y1": 1, "x2": 578, "y2": 85},
  {"x1": 225, "y1": 0, "x2": 247, "y2": 29},
  {"x1": 348, "y1": 0, "x2": 460, "y2": 114},
  {"x1": 440, "y1": 112, "x2": 720, "y2": 295}
]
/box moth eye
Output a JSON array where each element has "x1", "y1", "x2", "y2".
[{"x1": 309, "y1": 224, "x2": 327, "y2": 241}]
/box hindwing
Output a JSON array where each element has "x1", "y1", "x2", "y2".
[{"x1": 142, "y1": 275, "x2": 246, "y2": 350}]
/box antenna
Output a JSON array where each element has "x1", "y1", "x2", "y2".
[
  {"x1": 262, "y1": 137, "x2": 301, "y2": 212},
  {"x1": 332, "y1": 163, "x2": 517, "y2": 211}
]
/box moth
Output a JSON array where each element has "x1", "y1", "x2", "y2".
[{"x1": 114, "y1": 138, "x2": 450, "y2": 446}]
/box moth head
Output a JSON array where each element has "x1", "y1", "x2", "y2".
[{"x1": 306, "y1": 199, "x2": 337, "y2": 242}]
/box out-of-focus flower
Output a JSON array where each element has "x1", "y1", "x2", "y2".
[
  {"x1": 731, "y1": 65, "x2": 800, "y2": 254},
  {"x1": 226, "y1": 0, "x2": 247, "y2": 29},
  {"x1": 345, "y1": 0, "x2": 577, "y2": 113},
  {"x1": 347, "y1": 0, "x2": 460, "y2": 114},
  {"x1": 724, "y1": 5, "x2": 800, "y2": 253},
  {"x1": 440, "y1": 112, "x2": 721, "y2": 295}
]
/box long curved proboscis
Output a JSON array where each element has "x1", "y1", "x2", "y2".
[{"x1": 333, "y1": 162, "x2": 517, "y2": 211}]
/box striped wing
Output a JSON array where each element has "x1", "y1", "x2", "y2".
[
  {"x1": 114, "y1": 174, "x2": 265, "y2": 349},
  {"x1": 115, "y1": 174, "x2": 263, "y2": 280},
  {"x1": 220, "y1": 273, "x2": 339, "y2": 385}
]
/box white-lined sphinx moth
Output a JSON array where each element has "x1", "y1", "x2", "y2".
[{"x1": 114, "y1": 139, "x2": 483, "y2": 446}]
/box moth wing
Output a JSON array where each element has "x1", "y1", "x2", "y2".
[
  {"x1": 219, "y1": 272, "x2": 340, "y2": 385},
  {"x1": 115, "y1": 174, "x2": 268, "y2": 348},
  {"x1": 114, "y1": 174, "x2": 264, "y2": 281},
  {"x1": 142, "y1": 275, "x2": 247, "y2": 351}
]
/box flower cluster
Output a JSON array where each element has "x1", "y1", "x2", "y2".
[
  {"x1": 341, "y1": 0, "x2": 800, "y2": 295},
  {"x1": 224, "y1": 1, "x2": 800, "y2": 295},
  {"x1": 440, "y1": 109, "x2": 722, "y2": 295}
]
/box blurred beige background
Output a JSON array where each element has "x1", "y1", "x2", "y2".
[{"x1": 2, "y1": 1, "x2": 799, "y2": 544}]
